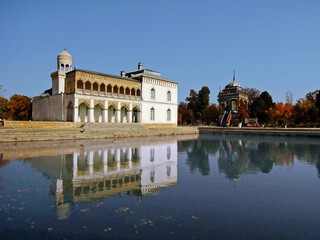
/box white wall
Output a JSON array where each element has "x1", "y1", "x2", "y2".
[{"x1": 141, "y1": 78, "x2": 178, "y2": 124}]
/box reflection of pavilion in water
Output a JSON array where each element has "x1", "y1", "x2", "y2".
[{"x1": 27, "y1": 140, "x2": 178, "y2": 219}]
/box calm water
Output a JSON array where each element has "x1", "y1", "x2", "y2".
[{"x1": 1, "y1": 134, "x2": 320, "y2": 240}]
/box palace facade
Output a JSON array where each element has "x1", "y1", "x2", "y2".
[{"x1": 32, "y1": 50, "x2": 178, "y2": 125}]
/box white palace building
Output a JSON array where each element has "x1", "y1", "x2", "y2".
[{"x1": 32, "y1": 50, "x2": 178, "y2": 125}]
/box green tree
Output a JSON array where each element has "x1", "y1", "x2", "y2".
[
  {"x1": 185, "y1": 86, "x2": 210, "y2": 122},
  {"x1": 251, "y1": 91, "x2": 274, "y2": 124},
  {"x1": 308, "y1": 105, "x2": 319, "y2": 123},
  {"x1": 198, "y1": 86, "x2": 210, "y2": 121}
]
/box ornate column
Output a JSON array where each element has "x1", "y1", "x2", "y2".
[
  {"x1": 73, "y1": 98, "x2": 79, "y2": 122},
  {"x1": 89, "y1": 99, "x2": 94, "y2": 122},
  {"x1": 128, "y1": 103, "x2": 132, "y2": 123},
  {"x1": 103, "y1": 101, "x2": 108, "y2": 123},
  {"x1": 116, "y1": 102, "x2": 121, "y2": 123}
]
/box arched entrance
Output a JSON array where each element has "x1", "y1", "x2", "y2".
[
  {"x1": 78, "y1": 102, "x2": 89, "y2": 122},
  {"x1": 94, "y1": 104, "x2": 103, "y2": 122},
  {"x1": 108, "y1": 105, "x2": 116, "y2": 123},
  {"x1": 132, "y1": 107, "x2": 139, "y2": 123},
  {"x1": 66, "y1": 102, "x2": 73, "y2": 122},
  {"x1": 121, "y1": 106, "x2": 128, "y2": 123}
]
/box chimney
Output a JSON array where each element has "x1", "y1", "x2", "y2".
[
  {"x1": 120, "y1": 71, "x2": 126, "y2": 77},
  {"x1": 138, "y1": 62, "x2": 143, "y2": 70}
]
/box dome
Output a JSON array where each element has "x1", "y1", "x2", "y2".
[
  {"x1": 226, "y1": 81, "x2": 240, "y2": 88},
  {"x1": 58, "y1": 50, "x2": 72, "y2": 57}
]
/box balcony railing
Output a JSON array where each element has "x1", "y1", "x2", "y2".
[
  {"x1": 92, "y1": 90, "x2": 98, "y2": 95},
  {"x1": 84, "y1": 89, "x2": 91, "y2": 94},
  {"x1": 76, "y1": 88, "x2": 84, "y2": 94}
]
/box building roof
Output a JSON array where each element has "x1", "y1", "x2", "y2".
[
  {"x1": 67, "y1": 69, "x2": 142, "y2": 83},
  {"x1": 126, "y1": 69, "x2": 177, "y2": 84}
]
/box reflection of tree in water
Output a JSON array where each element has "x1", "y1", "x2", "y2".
[
  {"x1": 287, "y1": 142, "x2": 320, "y2": 178},
  {"x1": 218, "y1": 140, "x2": 253, "y2": 181},
  {"x1": 182, "y1": 139, "x2": 220, "y2": 176}
]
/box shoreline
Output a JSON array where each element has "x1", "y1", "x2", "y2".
[
  {"x1": 199, "y1": 126, "x2": 320, "y2": 137},
  {"x1": 1, "y1": 122, "x2": 320, "y2": 143}
]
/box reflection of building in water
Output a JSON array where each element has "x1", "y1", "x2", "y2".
[{"x1": 26, "y1": 140, "x2": 178, "y2": 219}]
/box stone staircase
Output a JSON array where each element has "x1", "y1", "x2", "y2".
[
  {"x1": 0, "y1": 122, "x2": 199, "y2": 143},
  {"x1": 81, "y1": 123, "x2": 150, "y2": 133}
]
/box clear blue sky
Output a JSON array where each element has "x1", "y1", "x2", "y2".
[{"x1": 0, "y1": 0, "x2": 319, "y2": 104}]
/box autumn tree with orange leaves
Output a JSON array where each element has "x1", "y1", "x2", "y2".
[
  {"x1": 266, "y1": 102, "x2": 293, "y2": 126},
  {"x1": 8, "y1": 94, "x2": 32, "y2": 120}
]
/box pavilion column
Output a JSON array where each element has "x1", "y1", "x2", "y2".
[
  {"x1": 88, "y1": 151, "x2": 94, "y2": 175},
  {"x1": 128, "y1": 103, "x2": 132, "y2": 123},
  {"x1": 89, "y1": 99, "x2": 94, "y2": 122},
  {"x1": 103, "y1": 101, "x2": 108, "y2": 123},
  {"x1": 116, "y1": 102, "x2": 121, "y2": 123}
]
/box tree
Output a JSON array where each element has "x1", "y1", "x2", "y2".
[
  {"x1": 251, "y1": 91, "x2": 274, "y2": 124},
  {"x1": 286, "y1": 91, "x2": 293, "y2": 106},
  {"x1": 198, "y1": 86, "x2": 210, "y2": 121},
  {"x1": 0, "y1": 96, "x2": 10, "y2": 119},
  {"x1": 185, "y1": 86, "x2": 210, "y2": 122},
  {"x1": 9, "y1": 94, "x2": 32, "y2": 120},
  {"x1": 178, "y1": 102, "x2": 194, "y2": 125},
  {"x1": 243, "y1": 88, "x2": 260, "y2": 106},
  {"x1": 238, "y1": 100, "x2": 249, "y2": 121},
  {"x1": 205, "y1": 104, "x2": 219, "y2": 125},
  {"x1": 308, "y1": 105, "x2": 319, "y2": 123},
  {"x1": 266, "y1": 102, "x2": 293, "y2": 126},
  {"x1": 316, "y1": 92, "x2": 320, "y2": 117},
  {"x1": 185, "y1": 89, "x2": 198, "y2": 119},
  {"x1": 305, "y1": 90, "x2": 320, "y2": 103},
  {"x1": 292, "y1": 98, "x2": 313, "y2": 125}
]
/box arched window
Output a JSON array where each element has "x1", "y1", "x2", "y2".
[
  {"x1": 151, "y1": 88, "x2": 155, "y2": 99},
  {"x1": 113, "y1": 85, "x2": 118, "y2": 94},
  {"x1": 66, "y1": 64, "x2": 69, "y2": 71},
  {"x1": 85, "y1": 81, "x2": 91, "y2": 90},
  {"x1": 131, "y1": 88, "x2": 136, "y2": 96},
  {"x1": 150, "y1": 107, "x2": 155, "y2": 121},
  {"x1": 107, "y1": 84, "x2": 112, "y2": 93},
  {"x1": 125, "y1": 87, "x2": 130, "y2": 95},
  {"x1": 137, "y1": 89, "x2": 141, "y2": 96},
  {"x1": 167, "y1": 109, "x2": 171, "y2": 121},
  {"x1": 61, "y1": 64, "x2": 64, "y2": 71},
  {"x1": 167, "y1": 91, "x2": 171, "y2": 101},
  {"x1": 119, "y1": 86, "x2": 124, "y2": 94},
  {"x1": 77, "y1": 80, "x2": 83, "y2": 89},
  {"x1": 100, "y1": 83, "x2": 105, "y2": 92},
  {"x1": 93, "y1": 82, "x2": 98, "y2": 91}
]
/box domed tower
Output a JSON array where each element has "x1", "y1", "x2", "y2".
[
  {"x1": 57, "y1": 50, "x2": 72, "y2": 72},
  {"x1": 51, "y1": 50, "x2": 73, "y2": 95}
]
